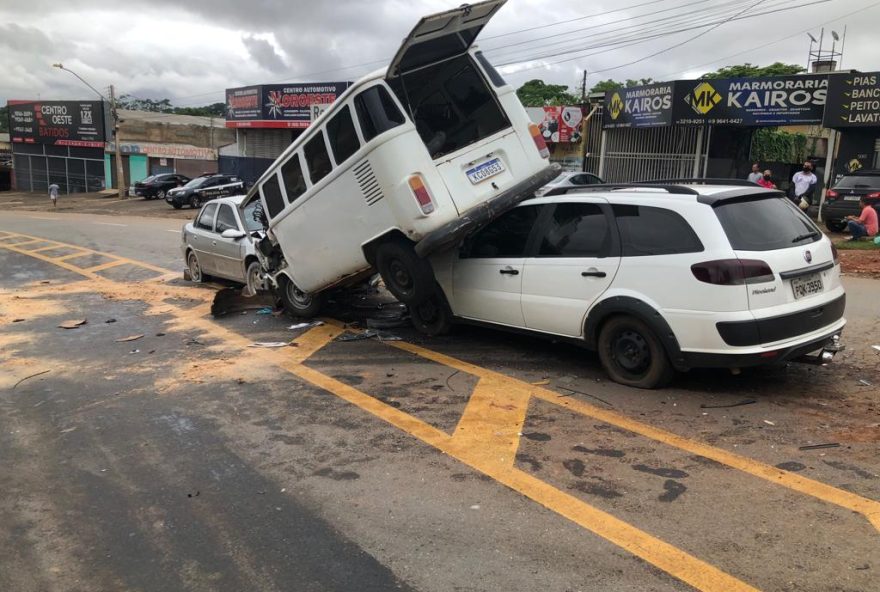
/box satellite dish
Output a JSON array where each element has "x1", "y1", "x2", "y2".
[
  {"x1": 807, "y1": 32, "x2": 818, "y2": 43},
  {"x1": 832, "y1": 31, "x2": 840, "y2": 41}
]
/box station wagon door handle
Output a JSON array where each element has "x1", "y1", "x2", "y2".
[
  {"x1": 581, "y1": 270, "x2": 607, "y2": 278},
  {"x1": 499, "y1": 267, "x2": 519, "y2": 275}
]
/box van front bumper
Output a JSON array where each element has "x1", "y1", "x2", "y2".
[{"x1": 414, "y1": 163, "x2": 561, "y2": 258}]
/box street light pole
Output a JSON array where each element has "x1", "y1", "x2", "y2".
[{"x1": 52, "y1": 63, "x2": 126, "y2": 199}]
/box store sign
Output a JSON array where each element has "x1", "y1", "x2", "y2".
[
  {"x1": 225, "y1": 82, "x2": 351, "y2": 128},
  {"x1": 106, "y1": 141, "x2": 217, "y2": 161},
  {"x1": 671, "y1": 75, "x2": 828, "y2": 126},
  {"x1": 8, "y1": 100, "x2": 105, "y2": 147},
  {"x1": 603, "y1": 83, "x2": 674, "y2": 129},
  {"x1": 823, "y1": 72, "x2": 880, "y2": 127},
  {"x1": 527, "y1": 106, "x2": 585, "y2": 142}
]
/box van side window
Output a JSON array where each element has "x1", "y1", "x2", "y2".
[
  {"x1": 304, "y1": 132, "x2": 332, "y2": 184},
  {"x1": 326, "y1": 105, "x2": 360, "y2": 164},
  {"x1": 262, "y1": 173, "x2": 286, "y2": 219},
  {"x1": 354, "y1": 86, "x2": 405, "y2": 143},
  {"x1": 612, "y1": 205, "x2": 704, "y2": 256},
  {"x1": 280, "y1": 154, "x2": 307, "y2": 204}
]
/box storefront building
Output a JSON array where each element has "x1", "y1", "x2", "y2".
[{"x1": 220, "y1": 82, "x2": 350, "y2": 184}]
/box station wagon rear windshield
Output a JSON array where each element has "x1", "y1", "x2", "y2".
[
  {"x1": 389, "y1": 54, "x2": 509, "y2": 159},
  {"x1": 714, "y1": 196, "x2": 821, "y2": 251}
]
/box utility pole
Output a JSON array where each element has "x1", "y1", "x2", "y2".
[
  {"x1": 580, "y1": 70, "x2": 588, "y2": 102},
  {"x1": 109, "y1": 85, "x2": 126, "y2": 199}
]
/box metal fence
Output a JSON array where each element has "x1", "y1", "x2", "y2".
[{"x1": 11, "y1": 144, "x2": 105, "y2": 194}]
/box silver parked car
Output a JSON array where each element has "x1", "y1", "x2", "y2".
[
  {"x1": 182, "y1": 195, "x2": 265, "y2": 293},
  {"x1": 534, "y1": 171, "x2": 604, "y2": 197}
]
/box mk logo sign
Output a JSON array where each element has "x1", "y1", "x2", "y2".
[
  {"x1": 609, "y1": 92, "x2": 624, "y2": 120},
  {"x1": 685, "y1": 82, "x2": 722, "y2": 115}
]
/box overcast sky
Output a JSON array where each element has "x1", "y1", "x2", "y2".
[{"x1": 2, "y1": 0, "x2": 879, "y2": 107}]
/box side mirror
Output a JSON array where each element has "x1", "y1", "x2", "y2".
[{"x1": 221, "y1": 228, "x2": 246, "y2": 240}]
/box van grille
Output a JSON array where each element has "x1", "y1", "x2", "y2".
[{"x1": 354, "y1": 160, "x2": 384, "y2": 206}]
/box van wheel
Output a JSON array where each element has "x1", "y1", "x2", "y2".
[
  {"x1": 375, "y1": 240, "x2": 434, "y2": 304},
  {"x1": 280, "y1": 276, "x2": 323, "y2": 317},
  {"x1": 410, "y1": 292, "x2": 452, "y2": 336},
  {"x1": 598, "y1": 316, "x2": 673, "y2": 389}
]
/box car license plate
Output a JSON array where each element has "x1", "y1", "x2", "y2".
[
  {"x1": 844, "y1": 195, "x2": 860, "y2": 201},
  {"x1": 791, "y1": 273, "x2": 823, "y2": 300},
  {"x1": 466, "y1": 158, "x2": 505, "y2": 185}
]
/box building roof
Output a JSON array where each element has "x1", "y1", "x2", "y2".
[{"x1": 118, "y1": 110, "x2": 227, "y2": 128}]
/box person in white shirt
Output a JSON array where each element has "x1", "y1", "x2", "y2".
[
  {"x1": 791, "y1": 161, "x2": 817, "y2": 207},
  {"x1": 48, "y1": 183, "x2": 59, "y2": 207},
  {"x1": 746, "y1": 163, "x2": 762, "y2": 184}
]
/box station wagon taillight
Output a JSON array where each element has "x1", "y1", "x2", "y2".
[
  {"x1": 408, "y1": 175, "x2": 435, "y2": 214},
  {"x1": 528, "y1": 123, "x2": 550, "y2": 159},
  {"x1": 691, "y1": 259, "x2": 774, "y2": 285}
]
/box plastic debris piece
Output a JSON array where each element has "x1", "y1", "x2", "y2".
[
  {"x1": 12, "y1": 369, "x2": 50, "y2": 390},
  {"x1": 12, "y1": 318, "x2": 25, "y2": 323},
  {"x1": 58, "y1": 319, "x2": 87, "y2": 329},
  {"x1": 60, "y1": 427, "x2": 77, "y2": 434},
  {"x1": 798, "y1": 443, "x2": 840, "y2": 451},
  {"x1": 288, "y1": 321, "x2": 324, "y2": 330},
  {"x1": 115, "y1": 334, "x2": 144, "y2": 342},
  {"x1": 763, "y1": 420, "x2": 776, "y2": 426},
  {"x1": 249, "y1": 341, "x2": 296, "y2": 348},
  {"x1": 858, "y1": 379, "x2": 873, "y2": 386},
  {"x1": 256, "y1": 307, "x2": 273, "y2": 315},
  {"x1": 105, "y1": 318, "x2": 117, "y2": 324},
  {"x1": 336, "y1": 331, "x2": 378, "y2": 342},
  {"x1": 700, "y1": 399, "x2": 756, "y2": 409},
  {"x1": 129, "y1": 349, "x2": 140, "y2": 354}
]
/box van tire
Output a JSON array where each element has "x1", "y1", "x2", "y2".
[
  {"x1": 598, "y1": 316, "x2": 674, "y2": 389},
  {"x1": 279, "y1": 276, "x2": 323, "y2": 318},
  {"x1": 375, "y1": 240, "x2": 434, "y2": 304},
  {"x1": 409, "y1": 291, "x2": 452, "y2": 336}
]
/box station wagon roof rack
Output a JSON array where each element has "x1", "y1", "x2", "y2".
[
  {"x1": 640, "y1": 178, "x2": 759, "y2": 186},
  {"x1": 543, "y1": 183, "x2": 701, "y2": 196}
]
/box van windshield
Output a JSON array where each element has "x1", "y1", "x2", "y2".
[{"x1": 389, "y1": 54, "x2": 509, "y2": 159}]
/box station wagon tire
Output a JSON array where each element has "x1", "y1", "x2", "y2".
[
  {"x1": 190, "y1": 195, "x2": 202, "y2": 209},
  {"x1": 186, "y1": 250, "x2": 204, "y2": 284},
  {"x1": 375, "y1": 240, "x2": 434, "y2": 305},
  {"x1": 825, "y1": 219, "x2": 846, "y2": 233},
  {"x1": 409, "y1": 292, "x2": 452, "y2": 336},
  {"x1": 245, "y1": 260, "x2": 263, "y2": 297},
  {"x1": 598, "y1": 316, "x2": 674, "y2": 389},
  {"x1": 280, "y1": 276, "x2": 323, "y2": 317}
]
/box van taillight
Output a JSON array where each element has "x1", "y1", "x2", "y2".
[
  {"x1": 825, "y1": 189, "x2": 838, "y2": 200},
  {"x1": 691, "y1": 259, "x2": 774, "y2": 285},
  {"x1": 408, "y1": 175, "x2": 435, "y2": 214},
  {"x1": 528, "y1": 123, "x2": 550, "y2": 159}
]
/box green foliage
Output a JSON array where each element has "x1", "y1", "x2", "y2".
[
  {"x1": 0, "y1": 105, "x2": 7, "y2": 133},
  {"x1": 589, "y1": 78, "x2": 656, "y2": 94},
  {"x1": 117, "y1": 94, "x2": 225, "y2": 117},
  {"x1": 751, "y1": 128, "x2": 809, "y2": 164},
  {"x1": 701, "y1": 62, "x2": 805, "y2": 79},
  {"x1": 516, "y1": 79, "x2": 579, "y2": 106}
]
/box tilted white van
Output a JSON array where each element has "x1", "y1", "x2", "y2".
[{"x1": 242, "y1": 0, "x2": 559, "y2": 316}]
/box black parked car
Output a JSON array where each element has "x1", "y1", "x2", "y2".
[
  {"x1": 132, "y1": 173, "x2": 190, "y2": 200},
  {"x1": 165, "y1": 174, "x2": 245, "y2": 209},
  {"x1": 821, "y1": 170, "x2": 880, "y2": 232}
]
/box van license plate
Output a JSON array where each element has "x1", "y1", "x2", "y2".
[
  {"x1": 466, "y1": 158, "x2": 505, "y2": 185},
  {"x1": 791, "y1": 273, "x2": 823, "y2": 300}
]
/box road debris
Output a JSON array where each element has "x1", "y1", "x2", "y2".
[
  {"x1": 763, "y1": 420, "x2": 776, "y2": 426},
  {"x1": 210, "y1": 288, "x2": 277, "y2": 317},
  {"x1": 700, "y1": 399, "x2": 756, "y2": 409},
  {"x1": 129, "y1": 349, "x2": 140, "y2": 354},
  {"x1": 115, "y1": 334, "x2": 144, "y2": 342},
  {"x1": 531, "y1": 379, "x2": 550, "y2": 386},
  {"x1": 12, "y1": 369, "x2": 50, "y2": 390},
  {"x1": 798, "y1": 443, "x2": 841, "y2": 451},
  {"x1": 12, "y1": 318, "x2": 25, "y2": 323},
  {"x1": 335, "y1": 330, "x2": 401, "y2": 342},
  {"x1": 288, "y1": 321, "x2": 324, "y2": 330},
  {"x1": 249, "y1": 341, "x2": 298, "y2": 348},
  {"x1": 858, "y1": 379, "x2": 873, "y2": 386},
  {"x1": 872, "y1": 345, "x2": 880, "y2": 353},
  {"x1": 105, "y1": 318, "x2": 117, "y2": 323},
  {"x1": 58, "y1": 319, "x2": 87, "y2": 329},
  {"x1": 256, "y1": 307, "x2": 273, "y2": 315}
]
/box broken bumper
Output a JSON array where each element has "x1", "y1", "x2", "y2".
[{"x1": 414, "y1": 163, "x2": 561, "y2": 258}]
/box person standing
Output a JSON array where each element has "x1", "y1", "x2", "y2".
[
  {"x1": 48, "y1": 183, "x2": 59, "y2": 207},
  {"x1": 747, "y1": 163, "x2": 762, "y2": 184},
  {"x1": 791, "y1": 161, "x2": 817, "y2": 208},
  {"x1": 844, "y1": 197, "x2": 878, "y2": 241},
  {"x1": 757, "y1": 169, "x2": 776, "y2": 189}
]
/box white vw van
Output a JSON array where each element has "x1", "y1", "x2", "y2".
[{"x1": 244, "y1": 0, "x2": 559, "y2": 315}]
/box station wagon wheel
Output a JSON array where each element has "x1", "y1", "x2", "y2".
[
  {"x1": 375, "y1": 240, "x2": 434, "y2": 305},
  {"x1": 598, "y1": 316, "x2": 673, "y2": 389},
  {"x1": 186, "y1": 250, "x2": 204, "y2": 283},
  {"x1": 280, "y1": 276, "x2": 323, "y2": 317},
  {"x1": 190, "y1": 195, "x2": 202, "y2": 209}
]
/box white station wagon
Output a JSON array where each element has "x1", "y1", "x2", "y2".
[{"x1": 425, "y1": 183, "x2": 846, "y2": 388}]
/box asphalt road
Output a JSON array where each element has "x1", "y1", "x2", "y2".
[{"x1": 1, "y1": 210, "x2": 878, "y2": 592}]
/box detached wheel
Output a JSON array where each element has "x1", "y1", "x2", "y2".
[
  {"x1": 190, "y1": 195, "x2": 202, "y2": 209},
  {"x1": 410, "y1": 292, "x2": 452, "y2": 336},
  {"x1": 245, "y1": 260, "x2": 263, "y2": 296},
  {"x1": 280, "y1": 276, "x2": 323, "y2": 317},
  {"x1": 598, "y1": 316, "x2": 673, "y2": 389},
  {"x1": 825, "y1": 219, "x2": 846, "y2": 233},
  {"x1": 375, "y1": 240, "x2": 434, "y2": 305},
  {"x1": 186, "y1": 250, "x2": 204, "y2": 283}
]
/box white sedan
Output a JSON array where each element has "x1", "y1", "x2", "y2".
[{"x1": 182, "y1": 195, "x2": 264, "y2": 294}]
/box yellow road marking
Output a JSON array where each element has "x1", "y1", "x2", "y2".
[
  {"x1": 4, "y1": 238, "x2": 44, "y2": 247},
  {"x1": 29, "y1": 244, "x2": 72, "y2": 254},
  {"x1": 55, "y1": 251, "x2": 96, "y2": 262},
  {"x1": 84, "y1": 260, "x2": 128, "y2": 273}
]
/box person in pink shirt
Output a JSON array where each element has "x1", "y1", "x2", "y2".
[
  {"x1": 845, "y1": 197, "x2": 879, "y2": 241},
  {"x1": 757, "y1": 169, "x2": 776, "y2": 189}
]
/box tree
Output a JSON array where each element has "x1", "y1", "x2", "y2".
[
  {"x1": 117, "y1": 94, "x2": 226, "y2": 117},
  {"x1": 516, "y1": 79, "x2": 579, "y2": 106},
  {"x1": 589, "y1": 78, "x2": 656, "y2": 94},
  {"x1": 701, "y1": 62, "x2": 805, "y2": 79},
  {"x1": 0, "y1": 105, "x2": 8, "y2": 133}
]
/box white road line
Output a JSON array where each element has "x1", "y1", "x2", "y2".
[
  {"x1": 93, "y1": 222, "x2": 127, "y2": 227},
  {"x1": 26, "y1": 216, "x2": 58, "y2": 220},
  {"x1": 165, "y1": 229, "x2": 181, "y2": 233}
]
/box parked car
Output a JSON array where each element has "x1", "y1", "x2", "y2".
[
  {"x1": 821, "y1": 170, "x2": 880, "y2": 232},
  {"x1": 244, "y1": 0, "x2": 558, "y2": 316},
  {"x1": 182, "y1": 195, "x2": 264, "y2": 293},
  {"x1": 424, "y1": 183, "x2": 845, "y2": 388},
  {"x1": 167, "y1": 174, "x2": 244, "y2": 209},
  {"x1": 535, "y1": 171, "x2": 604, "y2": 197},
  {"x1": 132, "y1": 173, "x2": 190, "y2": 200}
]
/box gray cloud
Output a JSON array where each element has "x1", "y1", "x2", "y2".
[{"x1": 241, "y1": 35, "x2": 287, "y2": 73}]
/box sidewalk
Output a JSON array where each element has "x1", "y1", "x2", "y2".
[{"x1": 0, "y1": 190, "x2": 195, "y2": 220}]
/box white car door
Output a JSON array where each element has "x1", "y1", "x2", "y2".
[
  {"x1": 451, "y1": 204, "x2": 543, "y2": 327},
  {"x1": 190, "y1": 203, "x2": 219, "y2": 274},
  {"x1": 522, "y1": 200, "x2": 620, "y2": 337}
]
